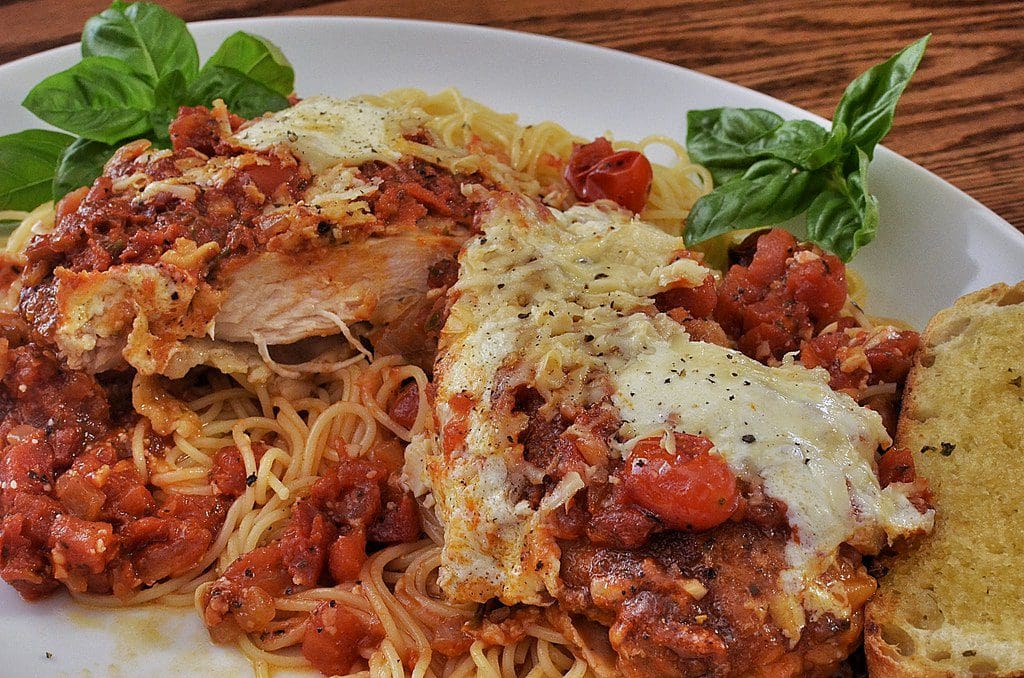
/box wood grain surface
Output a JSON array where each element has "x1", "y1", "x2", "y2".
[{"x1": 2, "y1": 0, "x2": 1021, "y2": 235}]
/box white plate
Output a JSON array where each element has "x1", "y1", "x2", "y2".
[{"x1": 0, "y1": 16, "x2": 1021, "y2": 678}]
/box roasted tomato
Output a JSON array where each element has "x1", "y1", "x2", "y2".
[
  {"x1": 621, "y1": 433, "x2": 740, "y2": 531},
  {"x1": 565, "y1": 137, "x2": 654, "y2": 213}
]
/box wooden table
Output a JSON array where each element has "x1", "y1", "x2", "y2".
[{"x1": 3, "y1": 0, "x2": 1022, "y2": 235}]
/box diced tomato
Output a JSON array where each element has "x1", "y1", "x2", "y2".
[
  {"x1": 655, "y1": 273, "x2": 718, "y2": 319},
  {"x1": 279, "y1": 501, "x2": 337, "y2": 588},
  {"x1": 202, "y1": 546, "x2": 291, "y2": 638},
  {"x1": 327, "y1": 529, "x2": 367, "y2": 583},
  {"x1": 210, "y1": 443, "x2": 268, "y2": 498},
  {"x1": 367, "y1": 484, "x2": 421, "y2": 544},
  {"x1": 800, "y1": 325, "x2": 921, "y2": 394},
  {"x1": 877, "y1": 447, "x2": 916, "y2": 486},
  {"x1": 621, "y1": 433, "x2": 739, "y2": 532},
  {"x1": 239, "y1": 156, "x2": 297, "y2": 198},
  {"x1": 715, "y1": 229, "x2": 848, "y2": 362},
  {"x1": 302, "y1": 602, "x2": 382, "y2": 676},
  {"x1": 388, "y1": 381, "x2": 421, "y2": 431},
  {"x1": 565, "y1": 137, "x2": 654, "y2": 213},
  {"x1": 48, "y1": 514, "x2": 118, "y2": 591}
]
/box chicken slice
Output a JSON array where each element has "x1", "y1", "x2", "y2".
[{"x1": 14, "y1": 97, "x2": 481, "y2": 376}]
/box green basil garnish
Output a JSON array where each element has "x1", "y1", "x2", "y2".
[
  {"x1": 685, "y1": 36, "x2": 929, "y2": 261},
  {"x1": 204, "y1": 32, "x2": 295, "y2": 98},
  {"x1": 0, "y1": 129, "x2": 75, "y2": 211}
]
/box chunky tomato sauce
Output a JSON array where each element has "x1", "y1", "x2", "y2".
[
  {"x1": 0, "y1": 315, "x2": 227, "y2": 600},
  {"x1": 23, "y1": 107, "x2": 483, "y2": 292},
  {"x1": 200, "y1": 457, "x2": 419, "y2": 675}
]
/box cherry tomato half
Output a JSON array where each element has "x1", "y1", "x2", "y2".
[
  {"x1": 565, "y1": 137, "x2": 654, "y2": 214},
  {"x1": 621, "y1": 433, "x2": 740, "y2": 532}
]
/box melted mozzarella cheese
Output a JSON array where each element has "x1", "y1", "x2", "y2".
[
  {"x1": 233, "y1": 96, "x2": 410, "y2": 172},
  {"x1": 608, "y1": 315, "x2": 931, "y2": 600},
  {"x1": 410, "y1": 192, "x2": 932, "y2": 621}
]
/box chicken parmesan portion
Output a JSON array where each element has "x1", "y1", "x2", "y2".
[
  {"x1": 16, "y1": 95, "x2": 504, "y2": 377},
  {"x1": 407, "y1": 193, "x2": 933, "y2": 674}
]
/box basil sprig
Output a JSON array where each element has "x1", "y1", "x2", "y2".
[
  {"x1": 0, "y1": 1, "x2": 295, "y2": 229},
  {"x1": 684, "y1": 36, "x2": 929, "y2": 262}
]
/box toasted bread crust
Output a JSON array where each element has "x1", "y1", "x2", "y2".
[{"x1": 866, "y1": 281, "x2": 1024, "y2": 678}]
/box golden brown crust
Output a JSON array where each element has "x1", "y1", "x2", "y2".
[{"x1": 866, "y1": 280, "x2": 1024, "y2": 678}]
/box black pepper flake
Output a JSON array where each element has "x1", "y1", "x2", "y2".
[
  {"x1": 940, "y1": 442, "x2": 956, "y2": 457},
  {"x1": 45, "y1": 652, "x2": 53, "y2": 659},
  {"x1": 1011, "y1": 375, "x2": 1022, "y2": 388},
  {"x1": 920, "y1": 445, "x2": 937, "y2": 454},
  {"x1": 170, "y1": 291, "x2": 179, "y2": 301},
  {"x1": 584, "y1": 334, "x2": 594, "y2": 342},
  {"x1": 246, "y1": 473, "x2": 257, "y2": 486},
  {"x1": 741, "y1": 434, "x2": 756, "y2": 444},
  {"x1": 317, "y1": 221, "x2": 331, "y2": 235},
  {"x1": 244, "y1": 568, "x2": 254, "y2": 578},
  {"x1": 517, "y1": 312, "x2": 530, "y2": 319},
  {"x1": 743, "y1": 380, "x2": 751, "y2": 386},
  {"x1": 595, "y1": 273, "x2": 608, "y2": 279},
  {"x1": 329, "y1": 600, "x2": 337, "y2": 608}
]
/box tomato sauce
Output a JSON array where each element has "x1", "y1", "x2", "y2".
[
  {"x1": 715, "y1": 229, "x2": 847, "y2": 362},
  {"x1": 200, "y1": 458, "x2": 420, "y2": 644},
  {"x1": 0, "y1": 318, "x2": 229, "y2": 600}
]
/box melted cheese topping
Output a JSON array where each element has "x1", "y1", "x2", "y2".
[
  {"x1": 412, "y1": 193, "x2": 932, "y2": 626},
  {"x1": 608, "y1": 317, "x2": 932, "y2": 599},
  {"x1": 233, "y1": 96, "x2": 411, "y2": 173}
]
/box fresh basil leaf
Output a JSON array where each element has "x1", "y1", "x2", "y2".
[
  {"x1": 805, "y1": 148, "x2": 879, "y2": 261},
  {"x1": 187, "y1": 65, "x2": 290, "y2": 119},
  {"x1": 82, "y1": 1, "x2": 199, "y2": 86},
  {"x1": 52, "y1": 137, "x2": 118, "y2": 200},
  {"x1": 746, "y1": 120, "x2": 848, "y2": 170},
  {"x1": 22, "y1": 56, "x2": 155, "y2": 144},
  {"x1": 204, "y1": 32, "x2": 294, "y2": 97},
  {"x1": 686, "y1": 108, "x2": 783, "y2": 182},
  {"x1": 149, "y1": 70, "x2": 188, "y2": 146},
  {"x1": 684, "y1": 159, "x2": 824, "y2": 246},
  {"x1": 0, "y1": 129, "x2": 75, "y2": 210},
  {"x1": 833, "y1": 35, "x2": 929, "y2": 158}
]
